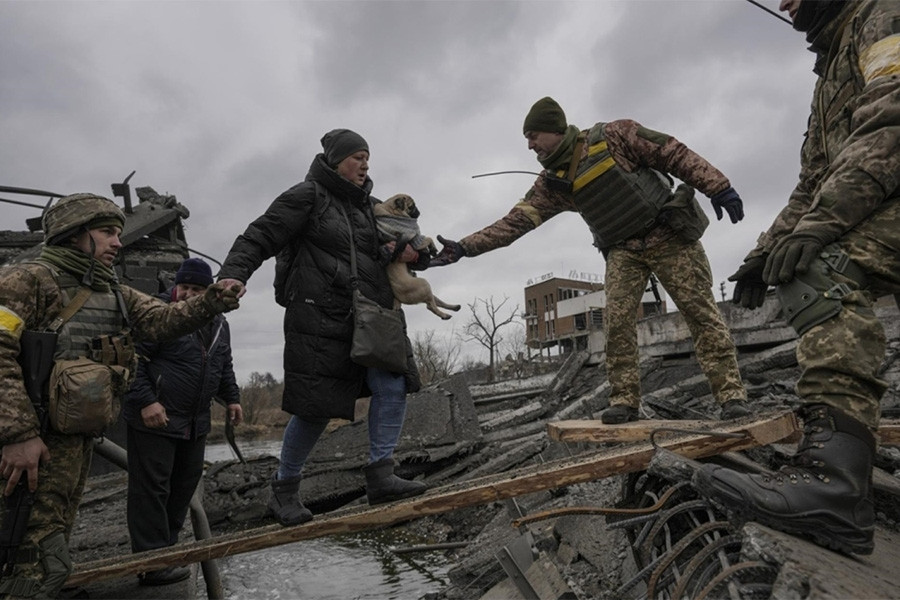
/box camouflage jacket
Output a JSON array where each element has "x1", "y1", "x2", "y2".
[
  {"x1": 749, "y1": 0, "x2": 900, "y2": 258},
  {"x1": 459, "y1": 119, "x2": 732, "y2": 257},
  {"x1": 0, "y1": 262, "x2": 220, "y2": 445}
]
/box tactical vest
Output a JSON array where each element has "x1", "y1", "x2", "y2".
[
  {"x1": 556, "y1": 122, "x2": 672, "y2": 250},
  {"x1": 52, "y1": 271, "x2": 125, "y2": 361},
  {"x1": 31, "y1": 261, "x2": 132, "y2": 367}
]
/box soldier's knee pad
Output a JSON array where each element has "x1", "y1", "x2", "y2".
[
  {"x1": 36, "y1": 531, "x2": 72, "y2": 599},
  {"x1": 777, "y1": 244, "x2": 866, "y2": 336},
  {"x1": 0, "y1": 532, "x2": 71, "y2": 599}
]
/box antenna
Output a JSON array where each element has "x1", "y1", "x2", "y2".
[
  {"x1": 472, "y1": 170, "x2": 540, "y2": 179},
  {"x1": 744, "y1": 0, "x2": 792, "y2": 25}
]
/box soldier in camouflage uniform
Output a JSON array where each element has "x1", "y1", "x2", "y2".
[
  {"x1": 431, "y1": 97, "x2": 749, "y2": 424},
  {"x1": 695, "y1": 0, "x2": 900, "y2": 556},
  {"x1": 0, "y1": 193, "x2": 240, "y2": 598}
]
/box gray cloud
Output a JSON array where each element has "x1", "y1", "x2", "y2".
[{"x1": 0, "y1": 0, "x2": 821, "y2": 383}]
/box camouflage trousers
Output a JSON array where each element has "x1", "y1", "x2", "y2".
[
  {"x1": 0, "y1": 431, "x2": 93, "y2": 599},
  {"x1": 604, "y1": 236, "x2": 745, "y2": 409},
  {"x1": 791, "y1": 200, "x2": 900, "y2": 429}
]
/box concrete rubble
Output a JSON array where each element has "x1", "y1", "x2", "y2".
[
  {"x1": 65, "y1": 295, "x2": 900, "y2": 600},
  {"x1": 7, "y1": 183, "x2": 899, "y2": 598}
]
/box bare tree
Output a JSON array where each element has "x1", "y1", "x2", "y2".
[
  {"x1": 412, "y1": 329, "x2": 462, "y2": 385},
  {"x1": 461, "y1": 296, "x2": 520, "y2": 382},
  {"x1": 500, "y1": 323, "x2": 529, "y2": 380},
  {"x1": 240, "y1": 371, "x2": 281, "y2": 425}
]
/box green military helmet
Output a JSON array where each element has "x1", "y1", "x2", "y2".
[{"x1": 43, "y1": 193, "x2": 126, "y2": 246}]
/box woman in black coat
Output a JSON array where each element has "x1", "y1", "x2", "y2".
[{"x1": 218, "y1": 129, "x2": 428, "y2": 525}]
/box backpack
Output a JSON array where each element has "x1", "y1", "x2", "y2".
[{"x1": 273, "y1": 182, "x2": 328, "y2": 307}]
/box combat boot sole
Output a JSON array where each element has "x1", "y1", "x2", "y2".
[{"x1": 694, "y1": 465, "x2": 874, "y2": 556}]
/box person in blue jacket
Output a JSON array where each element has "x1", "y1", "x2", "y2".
[{"x1": 124, "y1": 258, "x2": 243, "y2": 586}]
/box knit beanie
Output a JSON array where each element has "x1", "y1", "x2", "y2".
[
  {"x1": 175, "y1": 258, "x2": 213, "y2": 288},
  {"x1": 321, "y1": 129, "x2": 369, "y2": 167},
  {"x1": 522, "y1": 97, "x2": 567, "y2": 135}
]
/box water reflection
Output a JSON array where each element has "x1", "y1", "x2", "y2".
[
  {"x1": 206, "y1": 441, "x2": 451, "y2": 599},
  {"x1": 206, "y1": 438, "x2": 282, "y2": 463},
  {"x1": 219, "y1": 530, "x2": 451, "y2": 600}
]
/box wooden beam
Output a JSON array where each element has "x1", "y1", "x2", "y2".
[
  {"x1": 549, "y1": 416, "x2": 899, "y2": 447},
  {"x1": 878, "y1": 420, "x2": 900, "y2": 446},
  {"x1": 67, "y1": 411, "x2": 797, "y2": 587}
]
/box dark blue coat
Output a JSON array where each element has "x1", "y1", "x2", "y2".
[{"x1": 124, "y1": 289, "x2": 240, "y2": 439}]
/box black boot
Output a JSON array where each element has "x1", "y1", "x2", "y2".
[
  {"x1": 363, "y1": 458, "x2": 427, "y2": 505},
  {"x1": 600, "y1": 404, "x2": 639, "y2": 424},
  {"x1": 694, "y1": 403, "x2": 875, "y2": 555},
  {"x1": 267, "y1": 474, "x2": 313, "y2": 526}
]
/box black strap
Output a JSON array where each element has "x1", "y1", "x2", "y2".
[{"x1": 335, "y1": 202, "x2": 360, "y2": 291}]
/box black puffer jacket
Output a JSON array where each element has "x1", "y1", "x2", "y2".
[
  {"x1": 124, "y1": 289, "x2": 240, "y2": 439},
  {"x1": 218, "y1": 155, "x2": 420, "y2": 420}
]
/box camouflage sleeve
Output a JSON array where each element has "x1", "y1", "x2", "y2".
[
  {"x1": 459, "y1": 178, "x2": 576, "y2": 257},
  {"x1": 0, "y1": 267, "x2": 59, "y2": 445},
  {"x1": 790, "y1": 4, "x2": 900, "y2": 241},
  {"x1": 123, "y1": 286, "x2": 217, "y2": 344},
  {"x1": 603, "y1": 119, "x2": 731, "y2": 197}
]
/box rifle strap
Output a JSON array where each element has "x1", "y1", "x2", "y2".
[
  {"x1": 46, "y1": 287, "x2": 92, "y2": 333},
  {"x1": 565, "y1": 133, "x2": 586, "y2": 183}
]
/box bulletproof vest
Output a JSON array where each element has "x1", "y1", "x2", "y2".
[
  {"x1": 51, "y1": 269, "x2": 126, "y2": 362},
  {"x1": 558, "y1": 122, "x2": 672, "y2": 249}
]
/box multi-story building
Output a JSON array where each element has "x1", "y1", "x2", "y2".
[{"x1": 523, "y1": 272, "x2": 666, "y2": 356}]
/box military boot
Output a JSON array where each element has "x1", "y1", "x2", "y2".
[
  {"x1": 267, "y1": 474, "x2": 313, "y2": 526},
  {"x1": 694, "y1": 403, "x2": 875, "y2": 555},
  {"x1": 600, "y1": 404, "x2": 639, "y2": 424},
  {"x1": 363, "y1": 458, "x2": 427, "y2": 505}
]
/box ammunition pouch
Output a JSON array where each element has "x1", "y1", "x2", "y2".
[
  {"x1": 90, "y1": 331, "x2": 136, "y2": 371},
  {"x1": 658, "y1": 184, "x2": 709, "y2": 243},
  {"x1": 48, "y1": 356, "x2": 128, "y2": 436},
  {"x1": 777, "y1": 244, "x2": 867, "y2": 335}
]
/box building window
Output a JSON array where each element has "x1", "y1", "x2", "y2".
[{"x1": 574, "y1": 314, "x2": 586, "y2": 330}]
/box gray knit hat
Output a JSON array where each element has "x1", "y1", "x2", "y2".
[
  {"x1": 321, "y1": 129, "x2": 369, "y2": 167},
  {"x1": 522, "y1": 97, "x2": 567, "y2": 135}
]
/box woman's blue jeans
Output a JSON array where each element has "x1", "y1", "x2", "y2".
[{"x1": 277, "y1": 367, "x2": 408, "y2": 480}]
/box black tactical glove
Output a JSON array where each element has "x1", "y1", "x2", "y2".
[
  {"x1": 710, "y1": 186, "x2": 744, "y2": 224},
  {"x1": 429, "y1": 235, "x2": 466, "y2": 267},
  {"x1": 728, "y1": 255, "x2": 768, "y2": 309},
  {"x1": 763, "y1": 229, "x2": 833, "y2": 285},
  {"x1": 203, "y1": 281, "x2": 241, "y2": 314}
]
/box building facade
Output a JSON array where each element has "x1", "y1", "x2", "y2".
[{"x1": 523, "y1": 274, "x2": 666, "y2": 357}]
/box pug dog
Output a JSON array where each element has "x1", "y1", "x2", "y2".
[{"x1": 373, "y1": 194, "x2": 461, "y2": 320}]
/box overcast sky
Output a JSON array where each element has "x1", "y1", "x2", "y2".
[{"x1": 0, "y1": 0, "x2": 817, "y2": 384}]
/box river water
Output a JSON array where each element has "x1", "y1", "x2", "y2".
[{"x1": 205, "y1": 440, "x2": 452, "y2": 600}]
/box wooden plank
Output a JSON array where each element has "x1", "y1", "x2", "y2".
[
  {"x1": 67, "y1": 411, "x2": 797, "y2": 587},
  {"x1": 878, "y1": 420, "x2": 900, "y2": 446},
  {"x1": 548, "y1": 418, "x2": 731, "y2": 443},
  {"x1": 549, "y1": 416, "x2": 899, "y2": 446}
]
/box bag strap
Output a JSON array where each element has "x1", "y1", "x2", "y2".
[
  {"x1": 335, "y1": 202, "x2": 360, "y2": 291},
  {"x1": 46, "y1": 287, "x2": 93, "y2": 333}
]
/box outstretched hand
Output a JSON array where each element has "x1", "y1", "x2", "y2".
[
  {"x1": 429, "y1": 235, "x2": 466, "y2": 267},
  {"x1": 204, "y1": 281, "x2": 242, "y2": 313},
  {"x1": 710, "y1": 186, "x2": 744, "y2": 224}
]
